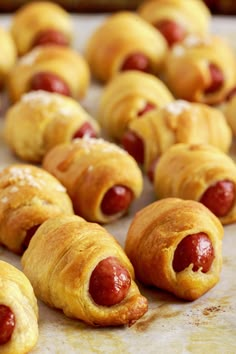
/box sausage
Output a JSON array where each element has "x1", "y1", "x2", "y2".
[
  {"x1": 89, "y1": 256, "x2": 131, "y2": 306},
  {"x1": 0, "y1": 305, "x2": 15, "y2": 345},
  {"x1": 33, "y1": 29, "x2": 69, "y2": 48},
  {"x1": 147, "y1": 158, "x2": 159, "y2": 183},
  {"x1": 101, "y1": 185, "x2": 134, "y2": 216},
  {"x1": 121, "y1": 130, "x2": 144, "y2": 164},
  {"x1": 137, "y1": 102, "x2": 156, "y2": 117},
  {"x1": 173, "y1": 232, "x2": 214, "y2": 273},
  {"x1": 22, "y1": 225, "x2": 40, "y2": 251},
  {"x1": 205, "y1": 63, "x2": 224, "y2": 94},
  {"x1": 72, "y1": 122, "x2": 97, "y2": 139},
  {"x1": 200, "y1": 180, "x2": 235, "y2": 217},
  {"x1": 120, "y1": 52, "x2": 150, "y2": 73},
  {"x1": 30, "y1": 71, "x2": 71, "y2": 96},
  {"x1": 154, "y1": 20, "x2": 186, "y2": 47},
  {"x1": 225, "y1": 86, "x2": 236, "y2": 101}
]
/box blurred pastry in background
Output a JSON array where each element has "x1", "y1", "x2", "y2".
[
  {"x1": 0, "y1": 27, "x2": 17, "y2": 90},
  {"x1": 10, "y1": 1, "x2": 73, "y2": 56},
  {"x1": 222, "y1": 88, "x2": 236, "y2": 136}
]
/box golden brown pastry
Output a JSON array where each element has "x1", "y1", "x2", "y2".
[
  {"x1": 21, "y1": 214, "x2": 148, "y2": 326},
  {"x1": 0, "y1": 27, "x2": 17, "y2": 89},
  {"x1": 85, "y1": 11, "x2": 168, "y2": 83},
  {"x1": 98, "y1": 70, "x2": 174, "y2": 141},
  {"x1": 163, "y1": 35, "x2": 236, "y2": 105},
  {"x1": 4, "y1": 90, "x2": 100, "y2": 163},
  {"x1": 10, "y1": 1, "x2": 73, "y2": 56},
  {"x1": 0, "y1": 260, "x2": 38, "y2": 354},
  {"x1": 153, "y1": 143, "x2": 236, "y2": 225},
  {"x1": 125, "y1": 198, "x2": 223, "y2": 301},
  {"x1": 138, "y1": 0, "x2": 211, "y2": 47},
  {"x1": 42, "y1": 137, "x2": 143, "y2": 223},
  {"x1": 222, "y1": 89, "x2": 236, "y2": 136},
  {"x1": 121, "y1": 100, "x2": 232, "y2": 175},
  {"x1": 7, "y1": 45, "x2": 90, "y2": 103},
  {"x1": 0, "y1": 164, "x2": 74, "y2": 254}
]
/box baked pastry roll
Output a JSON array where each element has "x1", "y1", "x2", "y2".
[
  {"x1": 21, "y1": 214, "x2": 148, "y2": 326},
  {"x1": 4, "y1": 90, "x2": 100, "y2": 163},
  {"x1": 0, "y1": 27, "x2": 17, "y2": 89},
  {"x1": 10, "y1": 1, "x2": 73, "y2": 56},
  {"x1": 0, "y1": 164, "x2": 74, "y2": 254},
  {"x1": 98, "y1": 70, "x2": 174, "y2": 141},
  {"x1": 222, "y1": 89, "x2": 236, "y2": 136},
  {"x1": 7, "y1": 45, "x2": 90, "y2": 103},
  {"x1": 153, "y1": 143, "x2": 236, "y2": 224},
  {"x1": 163, "y1": 35, "x2": 236, "y2": 105},
  {"x1": 125, "y1": 198, "x2": 223, "y2": 301},
  {"x1": 85, "y1": 11, "x2": 167, "y2": 83},
  {"x1": 121, "y1": 100, "x2": 232, "y2": 176},
  {"x1": 138, "y1": 0, "x2": 210, "y2": 47},
  {"x1": 0, "y1": 260, "x2": 38, "y2": 353},
  {"x1": 42, "y1": 137, "x2": 143, "y2": 223}
]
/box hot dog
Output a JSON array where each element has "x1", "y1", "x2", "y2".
[
  {"x1": 101, "y1": 186, "x2": 134, "y2": 216},
  {"x1": 33, "y1": 29, "x2": 69, "y2": 47},
  {"x1": 31, "y1": 71, "x2": 71, "y2": 96},
  {"x1": 0, "y1": 305, "x2": 15, "y2": 345},
  {"x1": 121, "y1": 131, "x2": 144, "y2": 164},
  {"x1": 72, "y1": 122, "x2": 98, "y2": 139},
  {"x1": 120, "y1": 52, "x2": 151, "y2": 73},
  {"x1": 205, "y1": 63, "x2": 224, "y2": 94},
  {"x1": 155, "y1": 20, "x2": 186, "y2": 46}
]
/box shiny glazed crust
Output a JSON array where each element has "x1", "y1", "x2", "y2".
[
  {"x1": 0, "y1": 27, "x2": 17, "y2": 89},
  {"x1": 163, "y1": 35, "x2": 236, "y2": 105},
  {"x1": 21, "y1": 214, "x2": 148, "y2": 326},
  {"x1": 42, "y1": 138, "x2": 143, "y2": 223},
  {"x1": 125, "y1": 198, "x2": 223, "y2": 301},
  {"x1": 98, "y1": 70, "x2": 173, "y2": 140},
  {"x1": 0, "y1": 164, "x2": 74, "y2": 254},
  {"x1": 223, "y1": 95, "x2": 236, "y2": 136},
  {"x1": 10, "y1": 1, "x2": 73, "y2": 56},
  {"x1": 85, "y1": 11, "x2": 167, "y2": 82},
  {"x1": 154, "y1": 143, "x2": 236, "y2": 224},
  {"x1": 127, "y1": 100, "x2": 232, "y2": 171},
  {"x1": 4, "y1": 91, "x2": 100, "y2": 163},
  {"x1": 7, "y1": 45, "x2": 90, "y2": 102},
  {"x1": 0, "y1": 260, "x2": 38, "y2": 354}
]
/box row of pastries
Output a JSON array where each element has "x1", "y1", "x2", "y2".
[{"x1": 0, "y1": 0, "x2": 236, "y2": 352}]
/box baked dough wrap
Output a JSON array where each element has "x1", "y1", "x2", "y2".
[
  {"x1": 222, "y1": 94, "x2": 236, "y2": 136},
  {"x1": 0, "y1": 164, "x2": 74, "y2": 254},
  {"x1": 10, "y1": 1, "x2": 73, "y2": 56},
  {"x1": 125, "y1": 198, "x2": 223, "y2": 301},
  {"x1": 85, "y1": 11, "x2": 167, "y2": 83},
  {"x1": 0, "y1": 27, "x2": 17, "y2": 89},
  {"x1": 126, "y1": 100, "x2": 232, "y2": 172},
  {"x1": 4, "y1": 90, "x2": 100, "y2": 163},
  {"x1": 98, "y1": 70, "x2": 174, "y2": 141},
  {"x1": 21, "y1": 214, "x2": 148, "y2": 327},
  {"x1": 163, "y1": 35, "x2": 236, "y2": 105},
  {"x1": 7, "y1": 45, "x2": 90, "y2": 103},
  {"x1": 138, "y1": 0, "x2": 210, "y2": 42},
  {"x1": 0, "y1": 260, "x2": 38, "y2": 354},
  {"x1": 153, "y1": 143, "x2": 236, "y2": 225},
  {"x1": 42, "y1": 138, "x2": 143, "y2": 223}
]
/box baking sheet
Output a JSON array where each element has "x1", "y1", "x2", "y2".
[{"x1": 1, "y1": 13, "x2": 236, "y2": 354}]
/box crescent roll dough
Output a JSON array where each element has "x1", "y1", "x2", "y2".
[
  {"x1": 10, "y1": 1, "x2": 73, "y2": 56},
  {"x1": 125, "y1": 198, "x2": 223, "y2": 301},
  {"x1": 0, "y1": 27, "x2": 17, "y2": 89},
  {"x1": 4, "y1": 90, "x2": 100, "y2": 163},
  {"x1": 42, "y1": 138, "x2": 143, "y2": 223},
  {"x1": 163, "y1": 35, "x2": 236, "y2": 105},
  {"x1": 7, "y1": 45, "x2": 90, "y2": 103},
  {"x1": 154, "y1": 143, "x2": 236, "y2": 224},
  {"x1": 222, "y1": 94, "x2": 236, "y2": 136},
  {"x1": 85, "y1": 11, "x2": 167, "y2": 83},
  {"x1": 0, "y1": 164, "x2": 74, "y2": 254},
  {"x1": 21, "y1": 214, "x2": 148, "y2": 327},
  {"x1": 98, "y1": 70, "x2": 174, "y2": 141},
  {"x1": 0, "y1": 260, "x2": 38, "y2": 354},
  {"x1": 125, "y1": 100, "x2": 232, "y2": 172}
]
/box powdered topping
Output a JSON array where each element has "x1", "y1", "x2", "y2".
[
  {"x1": 18, "y1": 47, "x2": 41, "y2": 65},
  {"x1": 165, "y1": 100, "x2": 191, "y2": 115},
  {"x1": 22, "y1": 90, "x2": 62, "y2": 106},
  {"x1": 1, "y1": 196, "x2": 8, "y2": 204},
  {"x1": 172, "y1": 45, "x2": 185, "y2": 57},
  {"x1": 183, "y1": 35, "x2": 211, "y2": 48},
  {"x1": 10, "y1": 186, "x2": 19, "y2": 193},
  {"x1": 73, "y1": 137, "x2": 127, "y2": 155}
]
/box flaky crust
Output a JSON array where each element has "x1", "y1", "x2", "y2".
[
  {"x1": 42, "y1": 138, "x2": 143, "y2": 223},
  {"x1": 21, "y1": 214, "x2": 148, "y2": 326},
  {"x1": 10, "y1": 1, "x2": 73, "y2": 56},
  {"x1": 7, "y1": 45, "x2": 90, "y2": 102},
  {"x1": 125, "y1": 198, "x2": 223, "y2": 301},
  {"x1": 0, "y1": 260, "x2": 38, "y2": 354},
  {"x1": 163, "y1": 35, "x2": 236, "y2": 105},
  {"x1": 127, "y1": 100, "x2": 232, "y2": 172},
  {"x1": 222, "y1": 95, "x2": 236, "y2": 136},
  {"x1": 98, "y1": 70, "x2": 173, "y2": 141},
  {"x1": 0, "y1": 27, "x2": 17, "y2": 89},
  {"x1": 0, "y1": 164, "x2": 74, "y2": 254},
  {"x1": 4, "y1": 91, "x2": 100, "y2": 163},
  {"x1": 154, "y1": 143, "x2": 236, "y2": 224},
  {"x1": 85, "y1": 11, "x2": 167, "y2": 83}
]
